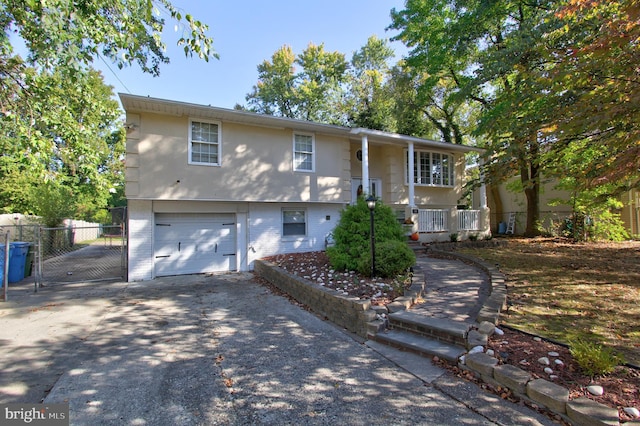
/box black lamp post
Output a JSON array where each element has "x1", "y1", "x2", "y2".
[{"x1": 366, "y1": 195, "x2": 376, "y2": 277}]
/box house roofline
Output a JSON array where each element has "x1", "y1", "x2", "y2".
[{"x1": 119, "y1": 93, "x2": 484, "y2": 154}]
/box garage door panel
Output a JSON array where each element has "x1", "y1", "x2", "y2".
[{"x1": 154, "y1": 213, "x2": 236, "y2": 276}]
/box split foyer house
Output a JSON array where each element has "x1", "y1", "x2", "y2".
[{"x1": 120, "y1": 94, "x2": 488, "y2": 281}]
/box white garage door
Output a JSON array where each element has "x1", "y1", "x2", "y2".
[{"x1": 154, "y1": 213, "x2": 236, "y2": 277}]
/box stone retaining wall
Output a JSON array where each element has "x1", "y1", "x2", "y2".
[{"x1": 254, "y1": 259, "x2": 377, "y2": 338}]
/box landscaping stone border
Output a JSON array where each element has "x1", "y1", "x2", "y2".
[{"x1": 429, "y1": 245, "x2": 627, "y2": 426}]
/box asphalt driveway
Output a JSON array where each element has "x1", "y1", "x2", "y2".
[{"x1": 0, "y1": 273, "x2": 556, "y2": 425}]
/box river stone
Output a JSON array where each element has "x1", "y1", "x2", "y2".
[
  {"x1": 538, "y1": 357, "x2": 550, "y2": 366},
  {"x1": 587, "y1": 385, "x2": 604, "y2": 396},
  {"x1": 624, "y1": 407, "x2": 640, "y2": 418}
]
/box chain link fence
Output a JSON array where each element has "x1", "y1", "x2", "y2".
[{"x1": 37, "y1": 225, "x2": 126, "y2": 286}]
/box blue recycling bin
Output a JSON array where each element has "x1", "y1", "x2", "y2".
[{"x1": 8, "y1": 242, "x2": 30, "y2": 283}]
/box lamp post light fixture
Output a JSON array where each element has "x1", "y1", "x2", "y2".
[{"x1": 366, "y1": 195, "x2": 376, "y2": 277}]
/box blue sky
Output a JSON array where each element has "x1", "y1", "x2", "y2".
[{"x1": 97, "y1": 1, "x2": 408, "y2": 110}]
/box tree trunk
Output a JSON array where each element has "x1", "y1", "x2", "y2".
[
  {"x1": 488, "y1": 184, "x2": 503, "y2": 232},
  {"x1": 521, "y1": 161, "x2": 541, "y2": 237}
]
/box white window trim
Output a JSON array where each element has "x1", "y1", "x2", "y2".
[
  {"x1": 405, "y1": 149, "x2": 455, "y2": 188},
  {"x1": 282, "y1": 208, "x2": 307, "y2": 239},
  {"x1": 189, "y1": 118, "x2": 222, "y2": 166},
  {"x1": 292, "y1": 132, "x2": 315, "y2": 173}
]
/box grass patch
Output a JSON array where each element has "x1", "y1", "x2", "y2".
[{"x1": 458, "y1": 238, "x2": 640, "y2": 366}]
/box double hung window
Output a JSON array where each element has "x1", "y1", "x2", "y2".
[
  {"x1": 190, "y1": 120, "x2": 221, "y2": 166},
  {"x1": 293, "y1": 133, "x2": 314, "y2": 172},
  {"x1": 283, "y1": 210, "x2": 306, "y2": 237}
]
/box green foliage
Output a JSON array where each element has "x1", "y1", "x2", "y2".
[
  {"x1": 0, "y1": 66, "x2": 124, "y2": 222},
  {"x1": 30, "y1": 181, "x2": 76, "y2": 228},
  {"x1": 327, "y1": 197, "x2": 411, "y2": 277},
  {"x1": 1, "y1": 0, "x2": 216, "y2": 77},
  {"x1": 245, "y1": 43, "x2": 348, "y2": 123},
  {"x1": 588, "y1": 210, "x2": 630, "y2": 242},
  {"x1": 390, "y1": 0, "x2": 640, "y2": 236},
  {"x1": 449, "y1": 233, "x2": 459, "y2": 242},
  {"x1": 570, "y1": 339, "x2": 624, "y2": 377},
  {"x1": 370, "y1": 240, "x2": 416, "y2": 278}
]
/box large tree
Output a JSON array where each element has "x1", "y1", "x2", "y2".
[
  {"x1": 391, "y1": 1, "x2": 564, "y2": 236},
  {"x1": 343, "y1": 35, "x2": 396, "y2": 131},
  {"x1": 1, "y1": 67, "x2": 125, "y2": 222},
  {"x1": 543, "y1": 0, "x2": 640, "y2": 196},
  {"x1": 390, "y1": 0, "x2": 639, "y2": 236},
  {"x1": 1, "y1": 0, "x2": 215, "y2": 222},
  {"x1": 245, "y1": 43, "x2": 348, "y2": 123}
]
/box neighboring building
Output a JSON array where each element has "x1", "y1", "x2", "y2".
[
  {"x1": 120, "y1": 94, "x2": 487, "y2": 281},
  {"x1": 620, "y1": 188, "x2": 640, "y2": 237},
  {"x1": 486, "y1": 178, "x2": 639, "y2": 237}
]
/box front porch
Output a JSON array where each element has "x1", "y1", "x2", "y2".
[{"x1": 407, "y1": 208, "x2": 491, "y2": 242}]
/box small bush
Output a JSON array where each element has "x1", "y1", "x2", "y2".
[
  {"x1": 569, "y1": 339, "x2": 624, "y2": 377},
  {"x1": 468, "y1": 234, "x2": 478, "y2": 241},
  {"x1": 449, "y1": 233, "x2": 459, "y2": 242},
  {"x1": 359, "y1": 240, "x2": 416, "y2": 278}
]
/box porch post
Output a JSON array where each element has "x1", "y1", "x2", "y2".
[
  {"x1": 479, "y1": 165, "x2": 488, "y2": 208},
  {"x1": 361, "y1": 134, "x2": 370, "y2": 195},
  {"x1": 479, "y1": 158, "x2": 491, "y2": 236},
  {"x1": 407, "y1": 142, "x2": 416, "y2": 207}
]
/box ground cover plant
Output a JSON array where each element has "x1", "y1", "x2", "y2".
[{"x1": 457, "y1": 238, "x2": 640, "y2": 366}]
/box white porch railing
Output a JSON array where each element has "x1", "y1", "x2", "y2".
[
  {"x1": 418, "y1": 209, "x2": 449, "y2": 232},
  {"x1": 458, "y1": 210, "x2": 481, "y2": 231}
]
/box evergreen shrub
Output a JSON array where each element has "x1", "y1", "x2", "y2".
[{"x1": 327, "y1": 197, "x2": 415, "y2": 277}]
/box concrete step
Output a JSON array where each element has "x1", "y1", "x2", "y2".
[
  {"x1": 406, "y1": 241, "x2": 425, "y2": 253},
  {"x1": 372, "y1": 329, "x2": 466, "y2": 362},
  {"x1": 388, "y1": 310, "x2": 472, "y2": 347}
]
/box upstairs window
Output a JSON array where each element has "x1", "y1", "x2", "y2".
[
  {"x1": 293, "y1": 133, "x2": 314, "y2": 172},
  {"x1": 406, "y1": 150, "x2": 455, "y2": 187},
  {"x1": 190, "y1": 120, "x2": 221, "y2": 166}
]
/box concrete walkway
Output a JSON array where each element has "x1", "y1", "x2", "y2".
[
  {"x1": 412, "y1": 253, "x2": 492, "y2": 323},
  {"x1": 0, "y1": 265, "x2": 557, "y2": 425}
]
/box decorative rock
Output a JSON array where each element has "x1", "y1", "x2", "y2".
[
  {"x1": 533, "y1": 337, "x2": 542, "y2": 342},
  {"x1": 468, "y1": 345, "x2": 484, "y2": 354},
  {"x1": 486, "y1": 349, "x2": 495, "y2": 357},
  {"x1": 494, "y1": 327, "x2": 504, "y2": 336},
  {"x1": 548, "y1": 351, "x2": 560, "y2": 357},
  {"x1": 554, "y1": 359, "x2": 564, "y2": 367},
  {"x1": 519, "y1": 360, "x2": 530, "y2": 366},
  {"x1": 544, "y1": 367, "x2": 553, "y2": 374},
  {"x1": 538, "y1": 357, "x2": 550, "y2": 366},
  {"x1": 478, "y1": 321, "x2": 496, "y2": 336},
  {"x1": 624, "y1": 407, "x2": 640, "y2": 418},
  {"x1": 459, "y1": 355, "x2": 466, "y2": 365},
  {"x1": 549, "y1": 375, "x2": 558, "y2": 380},
  {"x1": 587, "y1": 385, "x2": 604, "y2": 396}
]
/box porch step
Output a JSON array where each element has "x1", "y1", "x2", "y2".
[
  {"x1": 388, "y1": 310, "x2": 472, "y2": 348},
  {"x1": 406, "y1": 240, "x2": 425, "y2": 253},
  {"x1": 372, "y1": 329, "x2": 466, "y2": 362}
]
